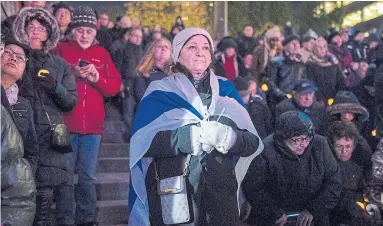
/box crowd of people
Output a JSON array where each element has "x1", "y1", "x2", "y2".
[{"x1": 1, "y1": 1, "x2": 383, "y2": 226}]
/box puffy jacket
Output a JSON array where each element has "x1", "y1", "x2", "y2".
[
  {"x1": 265, "y1": 56, "x2": 307, "y2": 96},
  {"x1": 370, "y1": 139, "x2": 383, "y2": 208},
  {"x1": 51, "y1": 40, "x2": 122, "y2": 134},
  {"x1": 1, "y1": 105, "x2": 36, "y2": 226},
  {"x1": 243, "y1": 134, "x2": 341, "y2": 226}
]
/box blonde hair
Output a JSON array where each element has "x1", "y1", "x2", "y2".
[{"x1": 137, "y1": 38, "x2": 173, "y2": 78}]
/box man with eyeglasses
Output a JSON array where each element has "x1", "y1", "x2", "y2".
[
  {"x1": 327, "y1": 121, "x2": 374, "y2": 226},
  {"x1": 243, "y1": 111, "x2": 341, "y2": 226},
  {"x1": 1, "y1": 39, "x2": 38, "y2": 177},
  {"x1": 51, "y1": 5, "x2": 122, "y2": 226}
]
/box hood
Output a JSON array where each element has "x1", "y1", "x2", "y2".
[
  {"x1": 327, "y1": 91, "x2": 369, "y2": 122},
  {"x1": 13, "y1": 7, "x2": 60, "y2": 53}
]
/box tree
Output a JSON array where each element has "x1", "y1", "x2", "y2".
[{"x1": 126, "y1": 2, "x2": 211, "y2": 33}]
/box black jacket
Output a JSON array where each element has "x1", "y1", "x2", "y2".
[
  {"x1": 213, "y1": 53, "x2": 247, "y2": 80},
  {"x1": 248, "y1": 96, "x2": 273, "y2": 139},
  {"x1": 275, "y1": 98, "x2": 329, "y2": 136},
  {"x1": 1, "y1": 105, "x2": 36, "y2": 226},
  {"x1": 134, "y1": 66, "x2": 168, "y2": 103},
  {"x1": 96, "y1": 28, "x2": 113, "y2": 53},
  {"x1": 19, "y1": 50, "x2": 78, "y2": 187},
  {"x1": 113, "y1": 42, "x2": 143, "y2": 82},
  {"x1": 265, "y1": 56, "x2": 307, "y2": 95},
  {"x1": 144, "y1": 73, "x2": 261, "y2": 225},
  {"x1": 237, "y1": 36, "x2": 257, "y2": 57},
  {"x1": 243, "y1": 134, "x2": 341, "y2": 226},
  {"x1": 375, "y1": 65, "x2": 383, "y2": 138},
  {"x1": 10, "y1": 96, "x2": 39, "y2": 176},
  {"x1": 306, "y1": 62, "x2": 346, "y2": 104}
]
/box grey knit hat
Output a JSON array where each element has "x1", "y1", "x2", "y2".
[
  {"x1": 171, "y1": 27, "x2": 214, "y2": 63},
  {"x1": 71, "y1": 5, "x2": 97, "y2": 30}
]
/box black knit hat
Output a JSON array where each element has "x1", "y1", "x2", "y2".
[
  {"x1": 275, "y1": 111, "x2": 315, "y2": 141},
  {"x1": 53, "y1": 2, "x2": 73, "y2": 17},
  {"x1": 233, "y1": 77, "x2": 249, "y2": 97},
  {"x1": 282, "y1": 35, "x2": 300, "y2": 46},
  {"x1": 71, "y1": 5, "x2": 97, "y2": 30},
  {"x1": 327, "y1": 31, "x2": 340, "y2": 44}
]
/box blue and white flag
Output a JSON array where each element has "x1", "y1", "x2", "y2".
[{"x1": 128, "y1": 72, "x2": 264, "y2": 226}]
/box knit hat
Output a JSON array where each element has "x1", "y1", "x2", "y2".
[
  {"x1": 327, "y1": 90, "x2": 369, "y2": 121},
  {"x1": 327, "y1": 32, "x2": 340, "y2": 44},
  {"x1": 233, "y1": 77, "x2": 249, "y2": 97},
  {"x1": 13, "y1": 7, "x2": 60, "y2": 53},
  {"x1": 53, "y1": 1, "x2": 73, "y2": 17},
  {"x1": 275, "y1": 111, "x2": 315, "y2": 141},
  {"x1": 217, "y1": 36, "x2": 238, "y2": 52},
  {"x1": 171, "y1": 27, "x2": 214, "y2": 63},
  {"x1": 282, "y1": 35, "x2": 300, "y2": 46},
  {"x1": 71, "y1": 5, "x2": 97, "y2": 30},
  {"x1": 293, "y1": 79, "x2": 318, "y2": 95}
]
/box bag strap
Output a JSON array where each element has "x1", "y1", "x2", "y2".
[
  {"x1": 37, "y1": 93, "x2": 54, "y2": 127},
  {"x1": 153, "y1": 154, "x2": 192, "y2": 182}
]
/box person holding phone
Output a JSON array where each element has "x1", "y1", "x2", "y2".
[{"x1": 51, "y1": 5, "x2": 122, "y2": 226}]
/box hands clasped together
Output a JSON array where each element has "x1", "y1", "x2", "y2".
[{"x1": 190, "y1": 120, "x2": 237, "y2": 156}]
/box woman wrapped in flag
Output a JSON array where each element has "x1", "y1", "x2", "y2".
[{"x1": 128, "y1": 27, "x2": 264, "y2": 226}]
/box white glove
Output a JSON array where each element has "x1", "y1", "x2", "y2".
[
  {"x1": 199, "y1": 121, "x2": 237, "y2": 154},
  {"x1": 190, "y1": 125, "x2": 203, "y2": 156}
]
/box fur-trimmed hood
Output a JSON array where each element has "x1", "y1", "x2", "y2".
[{"x1": 13, "y1": 7, "x2": 60, "y2": 53}]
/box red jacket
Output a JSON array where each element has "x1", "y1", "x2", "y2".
[{"x1": 51, "y1": 40, "x2": 122, "y2": 134}]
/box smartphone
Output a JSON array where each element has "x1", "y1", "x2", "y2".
[{"x1": 79, "y1": 60, "x2": 90, "y2": 67}]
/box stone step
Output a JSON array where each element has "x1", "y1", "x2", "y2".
[
  {"x1": 96, "y1": 200, "x2": 129, "y2": 225},
  {"x1": 101, "y1": 132, "x2": 127, "y2": 144},
  {"x1": 96, "y1": 173, "x2": 129, "y2": 201},
  {"x1": 104, "y1": 102, "x2": 123, "y2": 122},
  {"x1": 103, "y1": 121, "x2": 126, "y2": 134},
  {"x1": 97, "y1": 157, "x2": 130, "y2": 173},
  {"x1": 99, "y1": 144, "x2": 130, "y2": 158}
]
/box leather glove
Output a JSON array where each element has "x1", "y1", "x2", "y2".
[
  {"x1": 36, "y1": 69, "x2": 57, "y2": 93},
  {"x1": 199, "y1": 121, "x2": 237, "y2": 154}
]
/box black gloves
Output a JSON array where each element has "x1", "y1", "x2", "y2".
[{"x1": 35, "y1": 69, "x2": 57, "y2": 93}]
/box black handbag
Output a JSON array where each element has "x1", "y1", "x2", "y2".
[{"x1": 40, "y1": 98, "x2": 73, "y2": 154}]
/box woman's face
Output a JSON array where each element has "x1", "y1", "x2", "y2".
[
  {"x1": 284, "y1": 135, "x2": 312, "y2": 156},
  {"x1": 178, "y1": 35, "x2": 212, "y2": 75},
  {"x1": 154, "y1": 40, "x2": 171, "y2": 62},
  {"x1": 27, "y1": 19, "x2": 48, "y2": 50},
  {"x1": 333, "y1": 137, "x2": 355, "y2": 161},
  {"x1": 313, "y1": 39, "x2": 327, "y2": 58}
]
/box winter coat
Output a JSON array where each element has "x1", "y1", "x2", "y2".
[
  {"x1": 112, "y1": 41, "x2": 143, "y2": 84},
  {"x1": 248, "y1": 96, "x2": 273, "y2": 139},
  {"x1": 18, "y1": 50, "x2": 78, "y2": 187},
  {"x1": 265, "y1": 56, "x2": 307, "y2": 95},
  {"x1": 108, "y1": 27, "x2": 127, "y2": 43},
  {"x1": 144, "y1": 73, "x2": 261, "y2": 225},
  {"x1": 109, "y1": 38, "x2": 126, "y2": 56},
  {"x1": 51, "y1": 39, "x2": 122, "y2": 135},
  {"x1": 328, "y1": 44, "x2": 353, "y2": 71},
  {"x1": 306, "y1": 62, "x2": 346, "y2": 105},
  {"x1": 275, "y1": 98, "x2": 328, "y2": 136},
  {"x1": 1, "y1": 104, "x2": 36, "y2": 226},
  {"x1": 348, "y1": 40, "x2": 369, "y2": 62},
  {"x1": 134, "y1": 66, "x2": 168, "y2": 103},
  {"x1": 243, "y1": 134, "x2": 341, "y2": 226},
  {"x1": 370, "y1": 139, "x2": 383, "y2": 208},
  {"x1": 250, "y1": 45, "x2": 269, "y2": 84},
  {"x1": 96, "y1": 28, "x2": 113, "y2": 53},
  {"x1": 329, "y1": 141, "x2": 373, "y2": 225},
  {"x1": 237, "y1": 36, "x2": 257, "y2": 57},
  {"x1": 374, "y1": 64, "x2": 383, "y2": 138},
  {"x1": 213, "y1": 53, "x2": 246, "y2": 81},
  {"x1": 10, "y1": 95, "x2": 39, "y2": 175}
]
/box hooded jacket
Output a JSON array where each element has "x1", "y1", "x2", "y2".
[
  {"x1": 51, "y1": 39, "x2": 122, "y2": 134},
  {"x1": 1, "y1": 105, "x2": 36, "y2": 226},
  {"x1": 13, "y1": 7, "x2": 78, "y2": 187},
  {"x1": 370, "y1": 139, "x2": 383, "y2": 207}
]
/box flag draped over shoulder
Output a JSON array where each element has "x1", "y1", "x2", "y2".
[{"x1": 128, "y1": 72, "x2": 264, "y2": 226}]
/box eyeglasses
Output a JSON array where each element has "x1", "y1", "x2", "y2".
[
  {"x1": 334, "y1": 145, "x2": 354, "y2": 152},
  {"x1": 290, "y1": 136, "x2": 313, "y2": 145},
  {"x1": 27, "y1": 25, "x2": 47, "y2": 33},
  {"x1": 2, "y1": 48, "x2": 28, "y2": 63}
]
